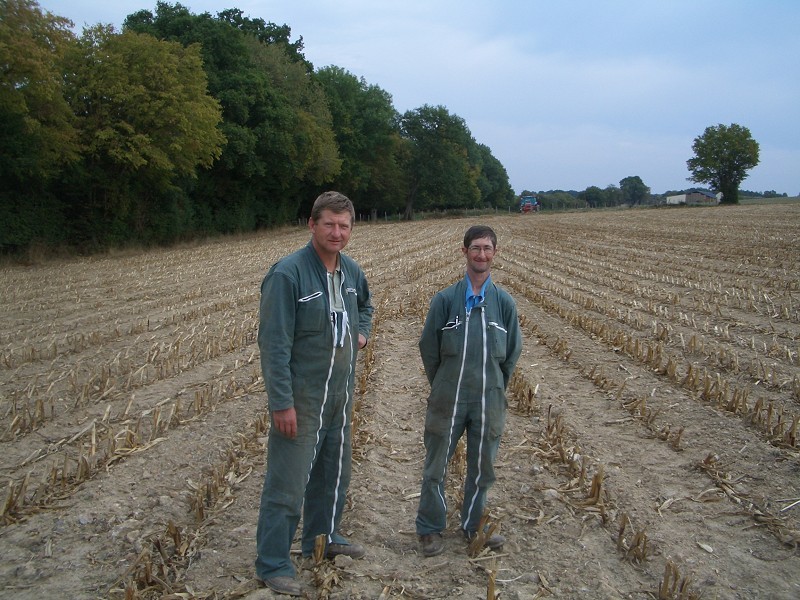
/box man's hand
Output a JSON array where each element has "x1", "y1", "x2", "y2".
[
  {"x1": 358, "y1": 334, "x2": 367, "y2": 349},
  {"x1": 272, "y1": 407, "x2": 297, "y2": 439}
]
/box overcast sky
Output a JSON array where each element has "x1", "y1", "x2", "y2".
[{"x1": 42, "y1": 0, "x2": 800, "y2": 195}]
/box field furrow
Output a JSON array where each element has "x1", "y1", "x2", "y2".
[{"x1": 0, "y1": 206, "x2": 797, "y2": 599}]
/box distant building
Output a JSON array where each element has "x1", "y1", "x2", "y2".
[{"x1": 665, "y1": 190, "x2": 719, "y2": 205}]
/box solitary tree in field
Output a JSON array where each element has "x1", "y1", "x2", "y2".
[
  {"x1": 620, "y1": 175, "x2": 650, "y2": 205},
  {"x1": 686, "y1": 123, "x2": 759, "y2": 204}
]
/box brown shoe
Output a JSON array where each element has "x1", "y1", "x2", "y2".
[
  {"x1": 419, "y1": 533, "x2": 445, "y2": 557},
  {"x1": 464, "y1": 530, "x2": 505, "y2": 551},
  {"x1": 261, "y1": 575, "x2": 302, "y2": 596},
  {"x1": 326, "y1": 542, "x2": 366, "y2": 559}
]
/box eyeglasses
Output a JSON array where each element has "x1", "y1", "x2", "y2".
[{"x1": 467, "y1": 245, "x2": 495, "y2": 255}]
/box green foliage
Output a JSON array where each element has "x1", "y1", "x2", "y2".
[
  {"x1": 578, "y1": 186, "x2": 605, "y2": 208},
  {"x1": 125, "y1": 3, "x2": 339, "y2": 231},
  {"x1": 1, "y1": 1, "x2": 519, "y2": 253},
  {"x1": 740, "y1": 189, "x2": 788, "y2": 198},
  {"x1": 687, "y1": 123, "x2": 760, "y2": 204},
  {"x1": 57, "y1": 25, "x2": 225, "y2": 247},
  {"x1": 247, "y1": 38, "x2": 340, "y2": 187},
  {"x1": 473, "y1": 144, "x2": 516, "y2": 210},
  {"x1": 68, "y1": 27, "x2": 224, "y2": 176},
  {"x1": 0, "y1": 0, "x2": 82, "y2": 250},
  {"x1": 534, "y1": 190, "x2": 585, "y2": 211},
  {"x1": 578, "y1": 185, "x2": 623, "y2": 208},
  {"x1": 400, "y1": 105, "x2": 480, "y2": 219},
  {"x1": 215, "y1": 7, "x2": 306, "y2": 63},
  {"x1": 0, "y1": 0, "x2": 80, "y2": 181},
  {"x1": 314, "y1": 66, "x2": 405, "y2": 218},
  {"x1": 619, "y1": 175, "x2": 650, "y2": 205}
]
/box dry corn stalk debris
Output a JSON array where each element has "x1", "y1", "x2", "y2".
[
  {"x1": 1, "y1": 208, "x2": 798, "y2": 598},
  {"x1": 467, "y1": 511, "x2": 501, "y2": 558},
  {"x1": 0, "y1": 368, "x2": 261, "y2": 525},
  {"x1": 658, "y1": 560, "x2": 700, "y2": 600},
  {"x1": 501, "y1": 251, "x2": 798, "y2": 450},
  {"x1": 694, "y1": 453, "x2": 799, "y2": 548},
  {"x1": 115, "y1": 414, "x2": 264, "y2": 597},
  {"x1": 311, "y1": 534, "x2": 342, "y2": 598}
]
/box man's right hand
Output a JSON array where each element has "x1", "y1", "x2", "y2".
[{"x1": 272, "y1": 407, "x2": 297, "y2": 439}]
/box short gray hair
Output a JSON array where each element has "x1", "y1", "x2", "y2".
[{"x1": 311, "y1": 191, "x2": 355, "y2": 223}]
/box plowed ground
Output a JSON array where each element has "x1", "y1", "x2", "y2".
[{"x1": 1, "y1": 204, "x2": 798, "y2": 599}]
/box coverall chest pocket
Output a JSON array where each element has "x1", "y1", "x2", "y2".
[
  {"x1": 344, "y1": 287, "x2": 358, "y2": 314},
  {"x1": 296, "y1": 291, "x2": 328, "y2": 333},
  {"x1": 440, "y1": 320, "x2": 462, "y2": 356},
  {"x1": 488, "y1": 321, "x2": 508, "y2": 360}
]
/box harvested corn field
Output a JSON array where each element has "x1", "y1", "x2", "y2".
[{"x1": 1, "y1": 203, "x2": 799, "y2": 599}]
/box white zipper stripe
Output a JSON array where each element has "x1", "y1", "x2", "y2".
[
  {"x1": 463, "y1": 309, "x2": 488, "y2": 528},
  {"x1": 328, "y1": 326, "x2": 353, "y2": 541},
  {"x1": 435, "y1": 311, "x2": 470, "y2": 515}
]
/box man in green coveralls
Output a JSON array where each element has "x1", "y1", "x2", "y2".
[
  {"x1": 416, "y1": 224, "x2": 522, "y2": 557},
  {"x1": 256, "y1": 191, "x2": 373, "y2": 596}
]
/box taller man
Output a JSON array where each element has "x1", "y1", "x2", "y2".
[{"x1": 256, "y1": 191, "x2": 373, "y2": 596}]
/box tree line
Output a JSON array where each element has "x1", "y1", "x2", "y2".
[
  {"x1": 1, "y1": 0, "x2": 516, "y2": 253},
  {"x1": 526, "y1": 123, "x2": 764, "y2": 210},
  {"x1": 520, "y1": 175, "x2": 653, "y2": 211}
]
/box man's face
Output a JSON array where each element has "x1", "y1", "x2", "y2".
[
  {"x1": 309, "y1": 209, "x2": 353, "y2": 256},
  {"x1": 462, "y1": 236, "x2": 496, "y2": 276}
]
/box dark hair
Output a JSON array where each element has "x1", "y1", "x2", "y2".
[
  {"x1": 311, "y1": 191, "x2": 355, "y2": 223},
  {"x1": 463, "y1": 225, "x2": 497, "y2": 248}
]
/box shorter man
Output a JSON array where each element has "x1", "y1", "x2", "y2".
[{"x1": 415, "y1": 224, "x2": 522, "y2": 557}]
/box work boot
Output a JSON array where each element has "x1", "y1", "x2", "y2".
[
  {"x1": 419, "y1": 532, "x2": 445, "y2": 557},
  {"x1": 464, "y1": 529, "x2": 505, "y2": 551},
  {"x1": 261, "y1": 575, "x2": 303, "y2": 597},
  {"x1": 326, "y1": 542, "x2": 366, "y2": 559}
]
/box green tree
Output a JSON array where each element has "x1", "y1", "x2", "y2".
[
  {"x1": 399, "y1": 104, "x2": 479, "y2": 219},
  {"x1": 686, "y1": 123, "x2": 759, "y2": 204},
  {"x1": 0, "y1": 0, "x2": 79, "y2": 179},
  {"x1": 125, "y1": 2, "x2": 340, "y2": 229},
  {"x1": 314, "y1": 66, "x2": 405, "y2": 219},
  {"x1": 0, "y1": 0, "x2": 80, "y2": 249},
  {"x1": 619, "y1": 175, "x2": 649, "y2": 205},
  {"x1": 579, "y1": 186, "x2": 605, "y2": 208},
  {"x1": 536, "y1": 190, "x2": 584, "y2": 211},
  {"x1": 608, "y1": 184, "x2": 623, "y2": 206},
  {"x1": 473, "y1": 143, "x2": 515, "y2": 210},
  {"x1": 62, "y1": 25, "x2": 225, "y2": 246},
  {"x1": 247, "y1": 37, "x2": 340, "y2": 189},
  {"x1": 216, "y1": 7, "x2": 306, "y2": 63}
]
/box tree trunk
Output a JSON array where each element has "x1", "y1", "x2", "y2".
[
  {"x1": 720, "y1": 181, "x2": 739, "y2": 204},
  {"x1": 403, "y1": 192, "x2": 415, "y2": 220}
]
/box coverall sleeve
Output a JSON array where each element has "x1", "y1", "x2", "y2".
[
  {"x1": 357, "y1": 269, "x2": 374, "y2": 341},
  {"x1": 501, "y1": 298, "x2": 523, "y2": 389},
  {"x1": 418, "y1": 293, "x2": 445, "y2": 385},
  {"x1": 258, "y1": 271, "x2": 296, "y2": 411}
]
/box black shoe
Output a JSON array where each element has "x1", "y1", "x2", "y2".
[
  {"x1": 326, "y1": 542, "x2": 366, "y2": 559},
  {"x1": 464, "y1": 530, "x2": 505, "y2": 551},
  {"x1": 419, "y1": 532, "x2": 445, "y2": 557}
]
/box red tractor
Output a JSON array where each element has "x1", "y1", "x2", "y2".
[{"x1": 519, "y1": 195, "x2": 539, "y2": 213}]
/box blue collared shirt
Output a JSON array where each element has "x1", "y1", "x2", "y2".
[{"x1": 465, "y1": 274, "x2": 491, "y2": 312}]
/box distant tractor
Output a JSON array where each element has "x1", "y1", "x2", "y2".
[{"x1": 519, "y1": 195, "x2": 540, "y2": 213}]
